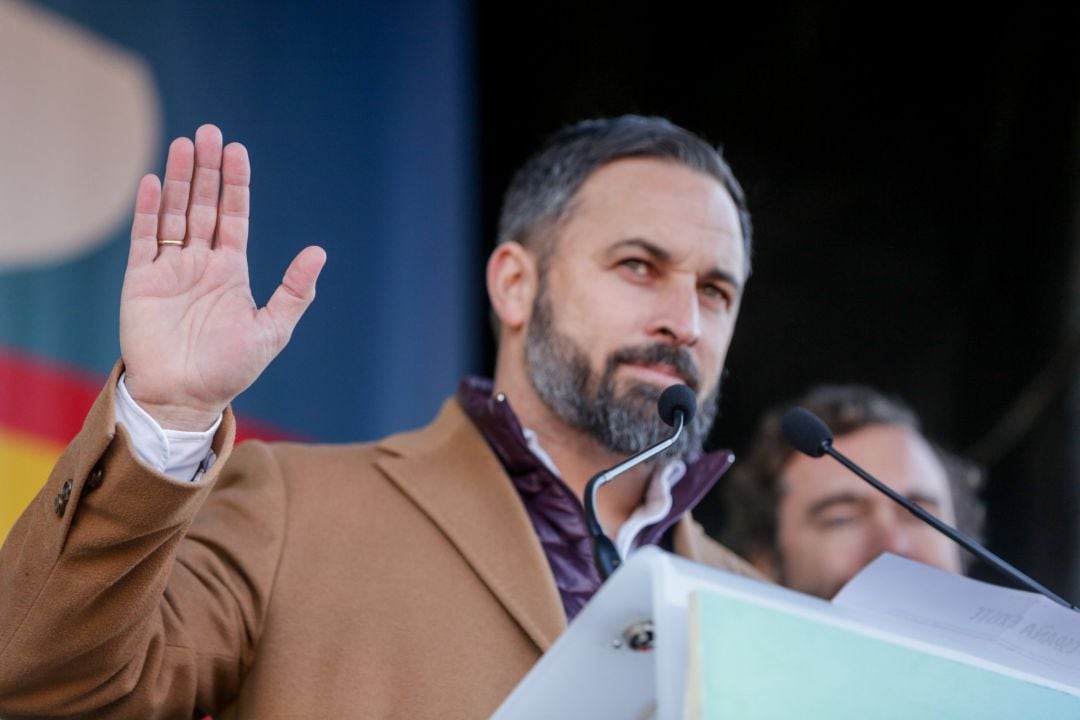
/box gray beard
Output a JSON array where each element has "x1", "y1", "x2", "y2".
[{"x1": 523, "y1": 285, "x2": 720, "y2": 459}]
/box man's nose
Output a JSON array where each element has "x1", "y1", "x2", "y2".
[
  {"x1": 648, "y1": 279, "x2": 701, "y2": 346},
  {"x1": 872, "y1": 517, "x2": 916, "y2": 558}
]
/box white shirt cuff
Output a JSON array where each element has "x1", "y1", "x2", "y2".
[{"x1": 115, "y1": 373, "x2": 221, "y2": 483}]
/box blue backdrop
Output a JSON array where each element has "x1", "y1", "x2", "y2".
[{"x1": 0, "y1": 0, "x2": 480, "y2": 443}]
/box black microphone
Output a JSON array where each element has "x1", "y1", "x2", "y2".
[
  {"x1": 658, "y1": 384, "x2": 696, "y2": 427},
  {"x1": 781, "y1": 407, "x2": 832, "y2": 457},
  {"x1": 584, "y1": 384, "x2": 697, "y2": 581},
  {"x1": 781, "y1": 407, "x2": 1079, "y2": 612}
]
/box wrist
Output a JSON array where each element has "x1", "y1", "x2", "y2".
[
  {"x1": 133, "y1": 402, "x2": 223, "y2": 432},
  {"x1": 123, "y1": 374, "x2": 224, "y2": 432}
]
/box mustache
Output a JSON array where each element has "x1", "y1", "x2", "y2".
[{"x1": 606, "y1": 343, "x2": 701, "y2": 393}]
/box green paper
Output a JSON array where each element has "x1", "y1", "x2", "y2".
[{"x1": 686, "y1": 591, "x2": 1080, "y2": 719}]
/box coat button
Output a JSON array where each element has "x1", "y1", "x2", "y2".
[
  {"x1": 55, "y1": 479, "x2": 73, "y2": 517},
  {"x1": 86, "y1": 465, "x2": 105, "y2": 492}
]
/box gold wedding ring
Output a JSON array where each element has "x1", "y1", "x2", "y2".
[{"x1": 157, "y1": 239, "x2": 185, "y2": 247}]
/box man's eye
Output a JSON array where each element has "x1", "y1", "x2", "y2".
[
  {"x1": 620, "y1": 259, "x2": 651, "y2": 276},
  {"x1": 701, "y1": 284, "x2": 731, "y2": 303},
  {"x1": 819, "y1": 514, "x2": 858, "y2": 529}
]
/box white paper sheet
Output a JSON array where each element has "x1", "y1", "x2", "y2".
[{"x1": 834, "y1": 554, "x2": 1080, "y2": 692}]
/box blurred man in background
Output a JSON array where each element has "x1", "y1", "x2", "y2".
[{"x1": 724, "y1": 384, "x2": 984, "y2": 599}]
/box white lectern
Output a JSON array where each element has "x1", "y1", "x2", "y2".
[{"x1": 492, "y1": 548, "x2": 1080, "y2": 719}]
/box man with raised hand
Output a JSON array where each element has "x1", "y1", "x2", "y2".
[{"x1": 0, "y1": 117, "x2": 761, "y2": 719}]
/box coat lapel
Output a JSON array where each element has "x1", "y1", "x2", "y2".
[{"x1": 375, "y1": 399, "x2": 567, "y2": 652}]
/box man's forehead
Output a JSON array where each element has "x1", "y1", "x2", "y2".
[
  {"x1": 781, "y1": 424, "x2": 949, "y2": 501},
  {"x1": 559, "y1": 157, "x2": 745, "y2": 270}
]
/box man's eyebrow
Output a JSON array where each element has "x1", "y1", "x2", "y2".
[
  {"x1": 904, "y1": 491, "x2": 942, "y2": 510},
  {"x1": 611, "y1": 238, "x2": 671, "y2": 262},
  {"x1": 702, "y1": 267, "x2": 743, "y2": 292},
  {"x1": 806, "y1": 490, "x2": 943, "y2": 518},
  {"x1": 610, "y1": 238, "x2": 744, "y2": 291}
]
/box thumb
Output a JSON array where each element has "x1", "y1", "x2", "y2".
[{"x1": 261, "y1": 245, "x2": 327, "y2": 348}]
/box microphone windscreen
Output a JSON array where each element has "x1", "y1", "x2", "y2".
[
  {"x1": 658, "y1": 384, "x2": 696, "y2": 427},
  {"x1": 781, "y1": 407, "x2": 834, "y2": 457}
]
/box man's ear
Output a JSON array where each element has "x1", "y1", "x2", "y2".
[{"x1": 487, "y1": 242, "x2": 538, "y2": 332}]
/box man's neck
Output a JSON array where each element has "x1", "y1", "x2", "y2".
[{"x1": 492, "y1": 375, "x2": 654, "y2": 533}]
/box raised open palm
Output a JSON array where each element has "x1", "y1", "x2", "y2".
[{"x1": 120, "y1": 125, "x2": 326, "y2": 430}]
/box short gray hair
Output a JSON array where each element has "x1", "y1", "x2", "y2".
[{"x1": 497, "y1": 115, "x2": 753, "y2": 277}]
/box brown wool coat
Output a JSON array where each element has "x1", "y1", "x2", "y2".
[{"x1": 0, "y1": 366, "x2": 763, "y2": 719}]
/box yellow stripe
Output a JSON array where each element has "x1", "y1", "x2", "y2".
[{"x1": 0, "y1": 431, "x2": 62, "y2": 545}]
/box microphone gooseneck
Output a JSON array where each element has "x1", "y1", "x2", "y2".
[
  {"x1": 780, "y1": 407, "x2": 1079, "y2": 612},
  {"x1": 585, "y1": 384, "x2": 697, "y2": 581}
]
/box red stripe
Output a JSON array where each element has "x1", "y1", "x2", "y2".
[
  {"x1": 0, "y1": 349, "x2": 102, "y2": 444},
  {"x1": 0, "y1": 348, "x2": 297, "y2": 445},
  {"x1": 235, "y1": 415, "x2": 298, "y2": 443}
]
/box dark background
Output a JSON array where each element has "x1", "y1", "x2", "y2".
[
  {"x1": 475, "y1": 3, "x2": 1080, "y2": 597},
  {"x1": 3, "y1": 1, "x2": 1075, "y2": 599}
]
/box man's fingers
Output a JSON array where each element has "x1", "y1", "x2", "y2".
[
  {"x1": 216, "y1": 142, "x2": 251, "y2": 253},
  {"x1": 159, "y1": 137, "x2": 195, "y2": 245},
  {"x1": 261, "y1": 246, "x2": 327, "y2": 348},
  {"x1": 128, "y1": 174, "x2": 162, "y2": 268},
  {"x1": 185, "y1": 124, "x2": 224, "y2": 248}
]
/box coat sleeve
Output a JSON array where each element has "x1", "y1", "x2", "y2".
[{"x1": 0, "y1": 365, "x2": 288, "y2": 719}]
